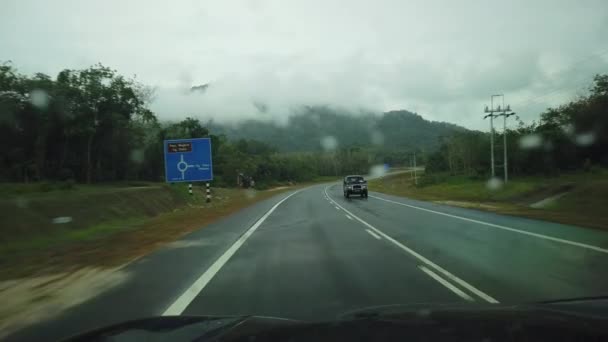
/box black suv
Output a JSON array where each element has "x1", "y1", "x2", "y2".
[{"x1": 343, "y1": 175, "x2": 368, "y2": 198}]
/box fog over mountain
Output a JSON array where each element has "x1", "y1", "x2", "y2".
[{"x1": 207, "y1": 107, "x2": 468, "y2": 153}]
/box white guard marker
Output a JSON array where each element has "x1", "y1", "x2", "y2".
[{"x1": 163, "y1": 190, "x2": 301, "y2": 315}]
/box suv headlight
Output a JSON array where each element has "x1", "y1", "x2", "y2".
[{"x1": 361, "y1": 184, "x2": 367, "y2": 188}]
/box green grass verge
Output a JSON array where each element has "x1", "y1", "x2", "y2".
[
  {"x1": 0, "y1": 217, "x2": 147, "y2": 257},
  {"x1": 369, "y1": 170, "x2": 608, "y2": 229},
  {"x1": 0, "y1": 181, "x2": 157, "y2": 198},
  {"x1": 0, "y1": 181, "x2": 310, "y2": 280}
]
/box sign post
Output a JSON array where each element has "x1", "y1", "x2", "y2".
[{"x1": 164, "y1": 138, "x2": 213, "y2": 194}]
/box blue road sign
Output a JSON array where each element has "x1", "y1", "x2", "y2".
[{"x1": 164, "y1": 138, "x2": 213, "y2": 183}]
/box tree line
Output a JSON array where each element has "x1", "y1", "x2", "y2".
[
  {"x1": 425, "y1": 74, "x2": 608, "y2": 179},
  {"x1": 0, "y1": 62, "x2": 373, "y2": 187}
]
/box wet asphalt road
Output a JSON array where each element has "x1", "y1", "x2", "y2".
[{"x1": 8, "y1": 183, "x2": 608, "y2": 341}]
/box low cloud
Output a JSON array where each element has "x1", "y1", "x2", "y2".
[
  {"x1": 2, "y1": 0, "x2": 607, "y2": 130},
  {"x1": 151, "y1": 48, "x2": 607, "y2": 128}
]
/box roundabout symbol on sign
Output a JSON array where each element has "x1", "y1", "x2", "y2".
[
  {"x1": 177, "y1": 155, "x2": 190, "y2": 179},
  {"x1": 175, "y1": 154, "x2": 210, "y2": 180}
]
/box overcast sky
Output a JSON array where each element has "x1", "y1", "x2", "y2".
[{"x1": 2, "y1": 0, "x2": 607, "y2": 129}]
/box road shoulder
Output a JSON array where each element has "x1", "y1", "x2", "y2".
[{"x1": 2, "y1": 187, "x2": 300, "y2": 341}]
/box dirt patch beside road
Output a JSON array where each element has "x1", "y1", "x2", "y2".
[
  {"x1": 433, "y1": 200, "x2": 500, "y2": 210},
  {"x1": 0, "y1": 267, "x2": 128, "y2": 339}
]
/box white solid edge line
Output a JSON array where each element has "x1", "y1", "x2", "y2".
[
  {"x1": 369, "y1": 194, "x2": 608, "y2": 254},
  {"x1": 418, "y1": 266, "x2": 474, "y2": 302},
  {"x1": 345, "y1": 214, "x2": 354, "y2": 220},
  {"x1": 334, "y1": 206, "x2": 340, "y2": 210},
  {"x1": 162, "y1": 190, "x2": 301, "y2": 316},
  {"x1": 365, "y1": 229, "x2": 382, "y2": 240},
  {"x1": 324, "y1": 186, "x2": 499, "y2": 304}
]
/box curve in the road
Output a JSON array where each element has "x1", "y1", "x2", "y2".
[
  {"x1": 324, "y1": 185, "x2": 500, "y2": 304},
  {"x1": 368, "y1": 194, "x2": 608, "y2": 254}
]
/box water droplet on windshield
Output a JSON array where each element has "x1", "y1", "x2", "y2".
[
  {"x1": 519, "y1": 134, "x2": 542, "y2": 149},
  {"x1": 561, "y1": 124, "x2": 574, "y2": 135},
  {"x1": 310, "y1": 113, "x2": 321, "y2": 127},
  {"x1": 575, "y1": 132, "x2": 595, "y2": 146},
  {"x1": 245, "y1": 189, "x2": 257, "y2": 199},
  {"x1": 15, "y1": 197, "x2": 29, "y2": 209},
  {"x1": 486, "y1": 177, "x2": 503, "y2": 191},
  {"x1": 370, "y1": 130, "x2": 384, "y2": 146},
  {"x1": 320, "y1": 136, "x2": 338, "y2": 151},
  {"x1": 369, "y1": 164, "x2": 387, "y2": 179},
  {"x1": 130, "y1": 149, "x2": 144, "y2": 164},
  {"x1": 52, "y1": 216, "x2": 73, "y2": 224},
  {"x1": 29, "y1": 89, "x2": 49, "y2": 109},
  {"x1": 416, "y1": 309, "x2": 432, "y2": 317}
]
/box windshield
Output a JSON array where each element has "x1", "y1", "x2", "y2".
[{"x1": 1, "y1": 1, "x2": 607, "y2": 341}]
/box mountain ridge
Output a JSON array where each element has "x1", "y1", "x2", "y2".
[{"x1": 208, "y1": 106, "x2": 469, "y2": 152}]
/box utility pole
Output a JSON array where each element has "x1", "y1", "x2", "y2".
[
  {"x1": 488, "y1": 114, "x2": 496, "y2": 177},
  {"x1": 413, "y1": 152, "x2": 418, "y2": 186},
  {"x1": 499, "y1": 111, "x2": 515, "y2": 183},
  {"x1": 484, "y1": 95, "x2": 502, "y2": 177},
  {"x1": 484, "y1": 94, "x2": 515, "y2": 182},
  {"x1": 410, "y1": 156, "x2": 414, "y2": 181}
]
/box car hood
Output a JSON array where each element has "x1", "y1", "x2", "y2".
[{"x1": 63, "y1": 299, "x2": 608, "y2": 341}]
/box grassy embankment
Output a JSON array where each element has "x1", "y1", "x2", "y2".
[
  {"x1": 0, "y1": 180, "x2": 330, "y2": 281},
  {"x1": 369, "y1": 169, "x2": 608, "y2": 230}
]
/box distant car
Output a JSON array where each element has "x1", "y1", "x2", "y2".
[{"x1": 343, "y1": 175, "x2": 368, "y2": 198}]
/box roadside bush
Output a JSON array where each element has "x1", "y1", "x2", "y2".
[
  {"x1": 590, "y1": 165, "x2": 603, "y2": 174},
  {"x1": 210, "y1": 175, "x2": 228, "y2": 188},
  {"x1": 57, "y1": 179, "x2": 76, "y2": 190},
  {"x1": 583, "y1": 158, "x2": 592, "y2": 172},
  {"x1": 37, "y1": 182, "x2": 53, "y2": 192},
  {"x1": 125, "y1": 181, "x2": 149, "y2": 187},
  {"x1": 467, "y1": 169, "x2": 486, "y2": 181},
  {"x1": 252, "y1": 182, "x2": 271, "y2": 190},
  {"x1": 58, "y1": 168, "x2": 75, "y2": 181},
  {"x1": 418, "y1": 173, "x2": 447, "y2": 187}
]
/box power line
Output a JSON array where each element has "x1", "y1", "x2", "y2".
[
  {"x1": 513, "y1": 49, "x2": 608, "y2": 110},
  {"x1": 480, "y1": 50, "x2": 607, "y2": 181},
  {"x1": 515, "y1": 78, "x2": 592, "y2": 110}
]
